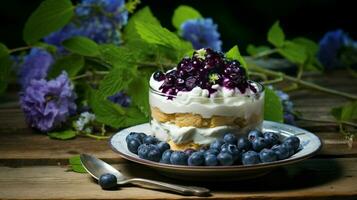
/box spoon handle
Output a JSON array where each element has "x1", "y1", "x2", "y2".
[{"x1": 125, "y1": 178, "x2": 210, "y2": 196}]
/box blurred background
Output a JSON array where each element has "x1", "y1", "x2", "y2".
[{"x1": 0, "y1": 0, "x2": 356, "y2": 52}]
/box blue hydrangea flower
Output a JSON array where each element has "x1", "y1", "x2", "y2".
[
  {"x1": 18, "y1": 48, "x2": 54, "y2": 88},
  {"x1": 108, "y1": 92, "x2": 131, "y2": 107},
  {"x1": 180, "y1": 18, "x2": 222, "y2": 51},
  {"x1": 317, "y1": 29, "x2": 353, "y2": 69},
  {"x1": 20, "y1": 72, "x2": 77, "y2": 132},
  {"x1": 44, "y1": 0, "x2": 128, "y2": 51},
  {"x1": 269, "y1": 86, "x2": 296, "y2": 125}
]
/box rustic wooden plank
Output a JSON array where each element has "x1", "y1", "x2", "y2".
[{"x1": 1, "y1": 158, "x2": 357, "y2": 199}]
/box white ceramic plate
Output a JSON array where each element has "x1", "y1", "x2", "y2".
[{"x1": 110, "y1": 121, "x2": 322, "y2": 181}]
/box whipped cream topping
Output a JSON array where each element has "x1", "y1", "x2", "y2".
[{"x1": 149, "y1": 75, "x2": 264, "y2": 118}]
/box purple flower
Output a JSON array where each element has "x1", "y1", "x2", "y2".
[
  {"x1": 20, "y1": 72, "x2": 77, "y2": 132},
  {"x1": 18, "y1": 48, "x2": 54, "y2": 88},
  {"x1": 180, "y1": 18, "x2": 222, "y2": 51},
  {"x1": 317, "y1": 29, "x2": 352, "y2": 69},
  {"x1": 108, "y1": 92, "x2": 131, "y2": 107}
]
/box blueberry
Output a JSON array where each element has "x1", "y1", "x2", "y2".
[
  {"x1": 247, "y1": 130, "x2": 263, "y2": 141},
  {"x1": 283, "y1": 136, "x2": 300, "y2": 152},
  {"x1": 242, "y1": 151, "x2": 261, "y2": 165},
  {"x1": 217, "y1": 152, "x2": 234, "y2": 166},
  {"x1": 153, "y1": 71, "x2": 165, "y2": 81},
  {"x1": 126, "y1": 132, "x2": 145, "y2": 143},
  {"x1": 281, "y1": 142, "x2": 295, "y2": 157},
  {"x1": 138, "y1": 144, "x2": 157, "y2": 159},
  {"x1": 184, "y1": 148, "x2": 196, "y2": 156},
  {"x1": 210, "y1": 139, "x2": 224, "y2": 150},
  {"x1": 147, "y1": 148, "x2": 161, "y2": 162},
  {"x1": 252, "y1": 137, "x2": 269, "y2": 152},
  {"x1": 204, "y1": 148, "x2": 220, "y2": 157},
  {"x1": 205, "y1": 154, "x2": 218, "y2": 166},
  {"x1": 223, "y1": 133, "x2": 238, "y2": 144},
  {"x1": 170, "y1": 151, "x2": 188, "y2": 165},
  {"x1": 237, "y1": 137, "x2": 252, "y2": 152},
  {"x1": 273, "y1": 145, "x2": 290, "y2": 160},
  {"x1": 227, "y1": 144, "x2": 241, "y2": 161},
  {"x1": 99, "y1": 173, "x2": 117, "y2": 190},
  {"x1": 259, "y1": 148, "x2": 278, "y2": 163},
  {"x1": 263, "y1": 132, "x2": 280, "y2": 147},
  {"x1": 127, "y1": 138, "x2": 141, "y2": 154},
  {"x1": 157, "y1": 142, "x2": 170, "y2": 153},
  {"x1": 188, "y1": 152, "x2": 205, "y2": 166},
  {"x1": 143, "y1": 135, "x2": 159, "y2": 145},
  {"x1": 160, "y1": 149, "x2": 173, "y2": 164}
]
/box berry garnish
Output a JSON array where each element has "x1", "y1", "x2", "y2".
[{"x1": 153, "y1": 71, "x2": 165, "y2": 81}]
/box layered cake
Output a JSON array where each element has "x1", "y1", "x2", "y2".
[{"x1": 149, "y1": 48, "x2": 264, "y2": 150}]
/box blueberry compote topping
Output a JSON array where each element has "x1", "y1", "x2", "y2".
[{"x1": 153, "y1": 48, "x2": 256, "y2": 98}]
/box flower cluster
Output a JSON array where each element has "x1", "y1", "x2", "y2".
[
  {"x1": 74, "y1": 112, "x2": 96, "y2": 134},
  {"x1": 108, "y1": 92, "x2": 131, "y2": 107},
  {"x1": 20, "y1": 72, "x2": 77, "y2": 132},
  {"x1": 180, "y1": 18, "x2": 222, "y2": 51},
  {"x1": 275, "y1": 89, "x2": 296, "y2": 125}
]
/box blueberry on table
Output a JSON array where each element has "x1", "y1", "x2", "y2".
[
  {"x1": 217, "y1": 152, "x2": 234, "y2": 166},
  {"x1": 273, "y1": 145, "x2": 290, "y2": 160},
  {"x1": 205, "y1": 154, "x2": 218, "y2": 166},
  {"x1": 99, "y1": 173, "x2": 117, "y2": 190},
  {"x1": 160, "y1": 149, "x2": 173, "y2": 164},
  {"x1": 170, "y1": 151, "x2": 188, "y2": 165},
  {"x1": 127, "y1": 138, "x2": 141, "y2": 154},
  {"x1": 259, "y1": 148, "x2": 278, "y2": 163},
  {"x1": 210, "y1": 139, "x2": 224, "y2": 150},
  {"x1": 242, "y1": 151, "x2": 261, "y2": 165},
  {"x1": 157, "y1": 142, "x2": 170, "y2": 153},
  {"x1": 247, "y1": 130, "x2": 263, "y2": 141},
  {"x1": 188, "y1": 152, "x2": 205, "y2": 166},
  {"x1": 263, "y1": 132, "x2": 280, "y2": 147},
  {"x1": 237, "y1": 137, "x2": 252, "y2": 152},
  {"x1": 252, "y1": 137, "x2": 269, "y2": 152},
  {"x1": 143, "y1": 135, "x2": 159, "y2": 145},
  {"x1": 283, "y1": 136, "x2": 300, "y2": 152},
  {"x1": 223, "y1": 133, "x2": 238, "y2": 144}
]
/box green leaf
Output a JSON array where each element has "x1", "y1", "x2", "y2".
[
  {"x1": 293, "y1": 37, "x2": 323, "y2": 71},
  {"x1": 48, "y1": 130, "x2": 76, "y2": 140},
  {"x1": 264, "y1": 87, "x2": 284, "y2": 123},
  {"x1": 278, "y1": 41, "x2": 307, "y2": 64},
  {"x1": 62, "y1": 36, "x2": 99, "y2": 57},
  {"x1": 331, "y1": 101, "x2": 357, "y2": 122},
  {"x1": 99, "y1": 67, "x2": 135, "y2": 97},
  {"x1": 267, "y1": 21, "x2": 285, "y2": 47},
  {"x1": 69, "y1": 155, "x2": 87, "y2": 173},
  {"x1": 0, "y1": 43, "x2": 12, "y2": 94},
  {"x1": 225, "y1": 45, "x2": 247, "y2": 70},
  {"x1": 48, "y1": 54, "x2": 84, "y2": 78},
  {"x1": 23, "y1": 0, "x2": 74, "y2": 44},
  {"x1": 246, "y1": 44, "x2": 271, "y2": 56},
  {"x1": 172, "y1": 5, "x2": 202, "y2": 29},
  {"x1": 32, "y1": 42, "x2": 57, "y2": 54},
  {"x1": 127, "y1": 73, "x2": 150, "y2": 117}
]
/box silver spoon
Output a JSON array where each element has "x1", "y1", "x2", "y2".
[{"x1": 80, "y1": 154, "x2": 210, "y2": 196}]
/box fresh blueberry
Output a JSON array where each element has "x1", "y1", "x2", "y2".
[
  {"x1": 223, "y1": 133, "x2": 238, "y2": 144},
  {"x1": 160, "y1": 149, "x2": 173, "y2": 164},
  {"x1": 188, "y1": 152, "x2": 205, "y2": 166},
  {"x1": 170, "y1": 151, "x2": 188, "y2": 165},
  {"x1": 184, "y1": 148, "x2": 196, "y2": 156},
  {"x1": 143, "y1": 135, "x2": 159, "y2": 145},
  {"x1": 204, "y1": 148, "x2": 220, "y2": 157},
  {"x1": 147, "y1": 148, "x2": 161, "y2": 162},
  {"x1": 126, "y1": 132, "x2": 145, "y2": 143},
  {"x1": 99, "y1": 173, "x2": 117, "y2": 190},
  {"x1": 281, "y1": 142, "x2": 295, "y2": 157},
  {"x1": 153, "y1": 71, "x2": 165, "y2": 81},
  {"x1": 252, "y1": 137, "x2": 269, "y2": 152},
  {"x1": 259, "y1": 148, "x2": 278, "y2": 163},
  {"x1": 138, "y1": 144, "x2": 157, "y2": 159},
  {"x1": 263, "y1": 132, "x2": 280, "y2": 147},
  {"x1": 242, "y1": 151, "x2": 261, "y2": 165},
  {"x1": 204, "y1": 154, "x2": 218, "y2": 166},
  {"x1": 157, "y1": 142, "x2": 170, "y2": 153},
  {"x1": 210, "y1": 139, "x2": 224, "y2": 150},
  {"x1": 273, "y1": 145, "x2": 290, "y2": 160},
  {"x1": 217, "y1": 152, "x2": 234, "y2": 166},
  {"x1": 247, "y1": 130, "x2": 263, "y2": 141},
  {"x1": 127, "y1": 138, "x2": 141, "y2": 154},
  {"x1": 283, "y1": 136, "x2": 300, "y2": 152},
  {"x1": 227, "y1": 144, "x2": 241, "y2": 161},
  {"x1": 237, "y1": 137, "x2": 252, "y2": 152}
]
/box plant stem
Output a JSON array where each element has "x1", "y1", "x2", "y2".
[
  {"x1": 298, "y1": 116, "x2": 357, "y2": 128},
  {"x1": 9, "y1": 46, "x2": 32, "y2": 53},
  {"x1": 262, "y1": 76, "x2": 284, "y2": 85},
  {"x1": 84, "y1": 132, "x2": 110, "y2": 140},
  {"x1": 249, "y1": 72, "x2": 268, "y2": 81},
  {"x1": 249, "y1": 63, "x2": 357, "y2": 100},
  {"x1": 252, "y1": 49, "x2": 279, "y2": 59}
]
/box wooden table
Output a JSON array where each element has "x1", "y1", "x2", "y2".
[{"x1": 1, "y1": 71, "x2": 357, "y2": 199}]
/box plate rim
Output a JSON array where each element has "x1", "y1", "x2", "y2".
[{"x1": 109, "y1": 121, "x2": 323, "y2": 171}]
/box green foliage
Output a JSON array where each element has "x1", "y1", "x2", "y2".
[
  {"x1": 331, "y1": 101, "x2": 357, "y2": 122},
  {"x1": 126, "y1": 73, "x2": 150, "y2": 117},
  {"x1": 69, "y1": 155, "x2": 87, "y2": 173},
  {"x1": 225, "y1": 45, "x2": 247, "y2": 69},
  {"x1": 293, "y1": 37, "x2": 323, "y2": 71},
  {"x1": 278, "y1": 41, "x2": 307, "y2": 64},
  {"x1": 48, "y1": 130, "x2": 76, "y2": 140},
  {"x1": 264, "y1": 87, "x2": 284, "y2": 123},
  {"x1": 267, "y1": 21, "x2": 285, "y2": 47},
  {"x1": 172, "y1": 5, "x2": 202, "y2": 29},
  {"x1": 48, "y1": 54, "x2": 84, "y2": 78},
  {"x1": 62, "y1": 36, "x2": 99, "y2": 57},
  {"x1": 99, "y1": 67, "x2": 135, "y2": 97},
  {"x1": 246, "y1": 45, "x2": 271, "y2": 56},
  {"x1": 0, "y1": 43, "x2": 12, "y2": 94},
  {"x1": 125, "y1": 0, "x2": 141, "y2": 13},
  {"x1": 23, "y1": 0, "x2": 74, "y2": 44},
  {"x1": 32, "y1": 42, "x2": 57, "y2": 54}
]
